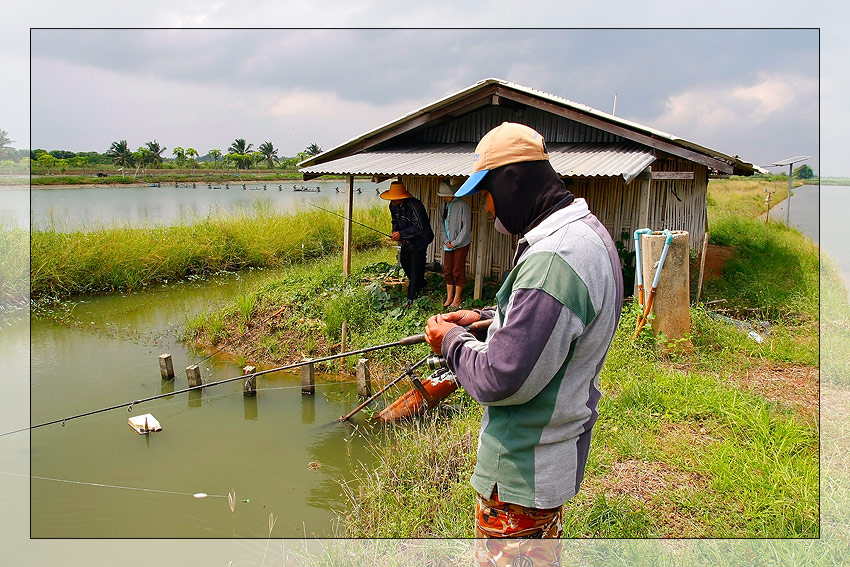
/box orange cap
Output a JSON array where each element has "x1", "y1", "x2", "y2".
[{"x1": 456, "y1": 122, "x2": 548, "y2": 197}]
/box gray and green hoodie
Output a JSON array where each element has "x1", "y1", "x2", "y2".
[{"x1": 442, "y1": 197, "x2": 623, "y2": 509}]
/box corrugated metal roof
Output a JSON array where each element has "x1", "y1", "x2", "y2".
[
  {"x1": 299, "y1": 78, "x2": 763, "y2": 175},
  {"x1": 300, "y1": 142, "x2": 656, "y2": 184}
]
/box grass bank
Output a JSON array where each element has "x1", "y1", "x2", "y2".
[
  {"x1": 184, "y1": 178, "x2": 821, "y2": 539},
  {"x1": 30, "y1": 204, "x2": 389, "y2": 300},
  {"x1": 0, "y1": 227, "x2": 28, "y2": 305}
]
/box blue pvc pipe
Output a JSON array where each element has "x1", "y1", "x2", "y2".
[
  {"x1": 633, "y1": 228, "x2": 652, "y2": 288},
  {"x1": 650, "y1": 230, "x2": 674, "y2": 289}
]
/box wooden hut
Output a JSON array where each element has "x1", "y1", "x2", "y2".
[{"x1": 299, "y1": 78, "x2": 762, "y2": 299}]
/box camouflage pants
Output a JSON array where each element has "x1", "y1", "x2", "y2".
[{"x1": 474, "y1": 490, "x2": 563, "y2": 567}]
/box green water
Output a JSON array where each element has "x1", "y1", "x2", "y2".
[{"x1": 22, "y1": 268, "x2": 377, "y2": 538}]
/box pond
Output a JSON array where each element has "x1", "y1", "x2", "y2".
[
  {"x1": 6, "y1": 179, "x2": 389, "y2": 231},
  {"x1": 14, "y1": 266, "x2": 385, "y2": 538}
]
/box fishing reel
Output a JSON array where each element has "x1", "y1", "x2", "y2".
[{"x1": 426, "y1": 354, "x2": 448, "y2": 371}]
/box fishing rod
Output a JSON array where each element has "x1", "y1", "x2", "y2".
[
  {"x1": 307, "y1": 203, "x2": 393, "y2": 238},
  {"x1": 338, "y1": 318, "x2": 493, "y2": 423},
  {"x1": 338, "y1": 356, "x2": 428, "y2": 423},
  {"x1": 1, "y1": 320, "x2": 490, "y2": 437}
]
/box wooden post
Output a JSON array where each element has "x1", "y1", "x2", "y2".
[
  {"x1": 356, "y1": 358, "x2": 372, "y2": 398},
  {"x1": 301, "y1": 359, "x2": 315, "y2": 395},
  {"x1": 695, "y1": 232, "x2": 709, "y2": 305},
  {"x1": 186, "y1": 364, "x2": 202, "y2": 387},
  {"x1": 158, "y1": 353, "x2": 174, "y2": 380},
  {"x1": 473, "y1": 197, "x2": 489, "y2": 300},
  {"x1": 638, "y1": 169, "x2": 652, "y2": 230},
  {"x1": 343, "y1": 174, "x2": 355, "y2": 276},
  {"x1": 340, "y1": 320, "x2": 348, "y2": 355},
  {"x1": 243, "y1": 365, "x2": 257, "y2": 397}
]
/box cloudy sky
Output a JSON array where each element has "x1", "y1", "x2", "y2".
[
  {"x1": 25, "y1": 28, "x2": 821, "y2": 174},
  {"x1": 0, "y1": 3, "x2": 842, "y2": 176}
]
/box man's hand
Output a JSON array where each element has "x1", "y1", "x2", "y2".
[
  {"x1": 425, "y1": 314, "x2": 457, "y2": 355},
  {"x1": 440, "y1": 309, "x2": 481, "y2": 326},
  {"x1": 390, "y1": 231, "x2": 401, "y2": 241},
  {"x1": 424, "y1": 310, "x2": 481, "y2": 355},
  {"x1": 446, "y1": 241, "x2": 454, "y2": 250}
]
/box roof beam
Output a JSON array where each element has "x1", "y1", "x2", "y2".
[{"x1": 494, "y1": 86, "x2": 734, "y2": 174}]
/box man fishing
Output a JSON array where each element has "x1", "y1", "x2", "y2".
[
  {"x1": 424, "y1": 122, "x2": 623, "y2": 564},
  {"x1": 380, "y1": 180, "x2": 434, "y2": 306}
]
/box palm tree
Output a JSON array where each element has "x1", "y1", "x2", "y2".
[
  {"x1": 132, "y1": 146, "x2": 151, "y2": 178},
  {"x1": 145, "y1": 140, "x2": 167, "y2": 168},
  {"x1": 186, "y1": 148, "x2": 198, "y2": 171},
  {"x1": 208, "y1": 149, "x2": 221, "y2": 169},
  {"x1": 305, "y1": 142, "x2": 322, "y2": 157},
  {"x1": 0, "y1": 129, "x2": 13, "y2": 160},
  {"x1": 106, "y1": 140, "x2": 133, "y2": 171},
  {"x1": 228, "y1": 138, "x2": 254, "y2": 170},
  {"x1": 172, "y1": 146, "x2": 186, "y2": 169},
  {"x1": 258, "y1": 141, "x2": 278, "y2": 169}
]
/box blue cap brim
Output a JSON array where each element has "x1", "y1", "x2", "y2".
[{"x1": 454, "y1": 169, "x2": 490, "y2": 197}]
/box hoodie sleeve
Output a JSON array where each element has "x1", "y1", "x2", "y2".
[
  {"x1": 441, "y1": 249, "x2": 597, "y2": 406},
  {"x1": 442, "y1": 287, "x2": 586, "y2": 406}
]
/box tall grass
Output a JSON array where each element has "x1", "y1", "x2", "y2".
[
  {"x1": 0, "y1": 227, "x2": 29, "y2": 303},
  {"x1": 30, "y1": 205, "x2": 390, "y2": 299},
  {"x1": 703, "y1": 215, "x2": 819, "y2": 320},
  {"x1": 707, "y1": 177, "x2": 795, "y2": 219}
]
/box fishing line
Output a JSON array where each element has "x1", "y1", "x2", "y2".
[
  {"x1": 307, "y1": 203, "x2": 392, "y2": 238},
  {"x1": 0, "y1": 470, "x2": 228, "y2": 499}
]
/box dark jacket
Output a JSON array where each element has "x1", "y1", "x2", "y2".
[{"x1": 390, "y1": 197, "x2": 434, "y2": 251}]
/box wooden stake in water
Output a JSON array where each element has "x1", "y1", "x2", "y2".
[
  {"x1": 243, "y1": 366, "x2": 257, "y2": 397},
  {"x1": 301, "y1": 359, "x2": 315, "y2": 395},
  {"x1": 158, "y1": 354, "x2": 175, "y2": 380},
  {"x1": 356, "y1": 358, "x2": 372, "y2": 398},
  {"x1": 186, "y1": 365, "x2": 203, "y2": 387}
]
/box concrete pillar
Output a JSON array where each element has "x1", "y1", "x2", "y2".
[
  {"x1": 356, "y1": 358, "x2": 372, "y2": 398},
  {"x1": 639, "y1": 230, "x2": 691, "y2": 342}
]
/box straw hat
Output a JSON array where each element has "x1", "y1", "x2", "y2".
[
  {"x1": 379, "y1": 180, "x2": 413, "y2": 200},
  {"x1": 436, "y1": 181, "x2": 455, "y2": 197}
]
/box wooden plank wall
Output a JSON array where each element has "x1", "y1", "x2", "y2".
[
  {"x1": 399, "y1": 158, "x2": 706, "y2": 283},
  {"x1": 401, "y1": 175, "x2": 516, "y2": 283}
]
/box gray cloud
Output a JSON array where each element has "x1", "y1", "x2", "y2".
[{"x1": 30, "y1": 28, "x2": 820, "y2": 171}]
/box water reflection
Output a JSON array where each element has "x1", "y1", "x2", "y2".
[
  {"x1": 301, "y1": 393, "x2": 316, "y2": 424},
  {"x1": 243, "y1": 395, "x2": 258, "y2": 421}
]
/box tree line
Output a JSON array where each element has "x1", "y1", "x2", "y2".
[
  {"x1": 104, "y1": 138, "x2": 323, "y2": 173},
  {"x1": 1, "y1": 127, "x2": 324, "y2": 175}
]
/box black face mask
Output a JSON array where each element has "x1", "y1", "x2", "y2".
[{"x1": 480, "y1": 160, "x2": 574, "y2": 235}]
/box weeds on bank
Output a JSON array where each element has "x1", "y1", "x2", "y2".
[
  {"x1": 706, "y1": 177, "x2": 795, "y2": 219},
  {"x1": 704, "y1": 215, "x2": 818, "y2": 321},
  {"x1": 0, "y1": 227, "x2": 28, "y2": 304},
  {"x1": 30, "y1": 205, "x2": 389, "y2": 299}
]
